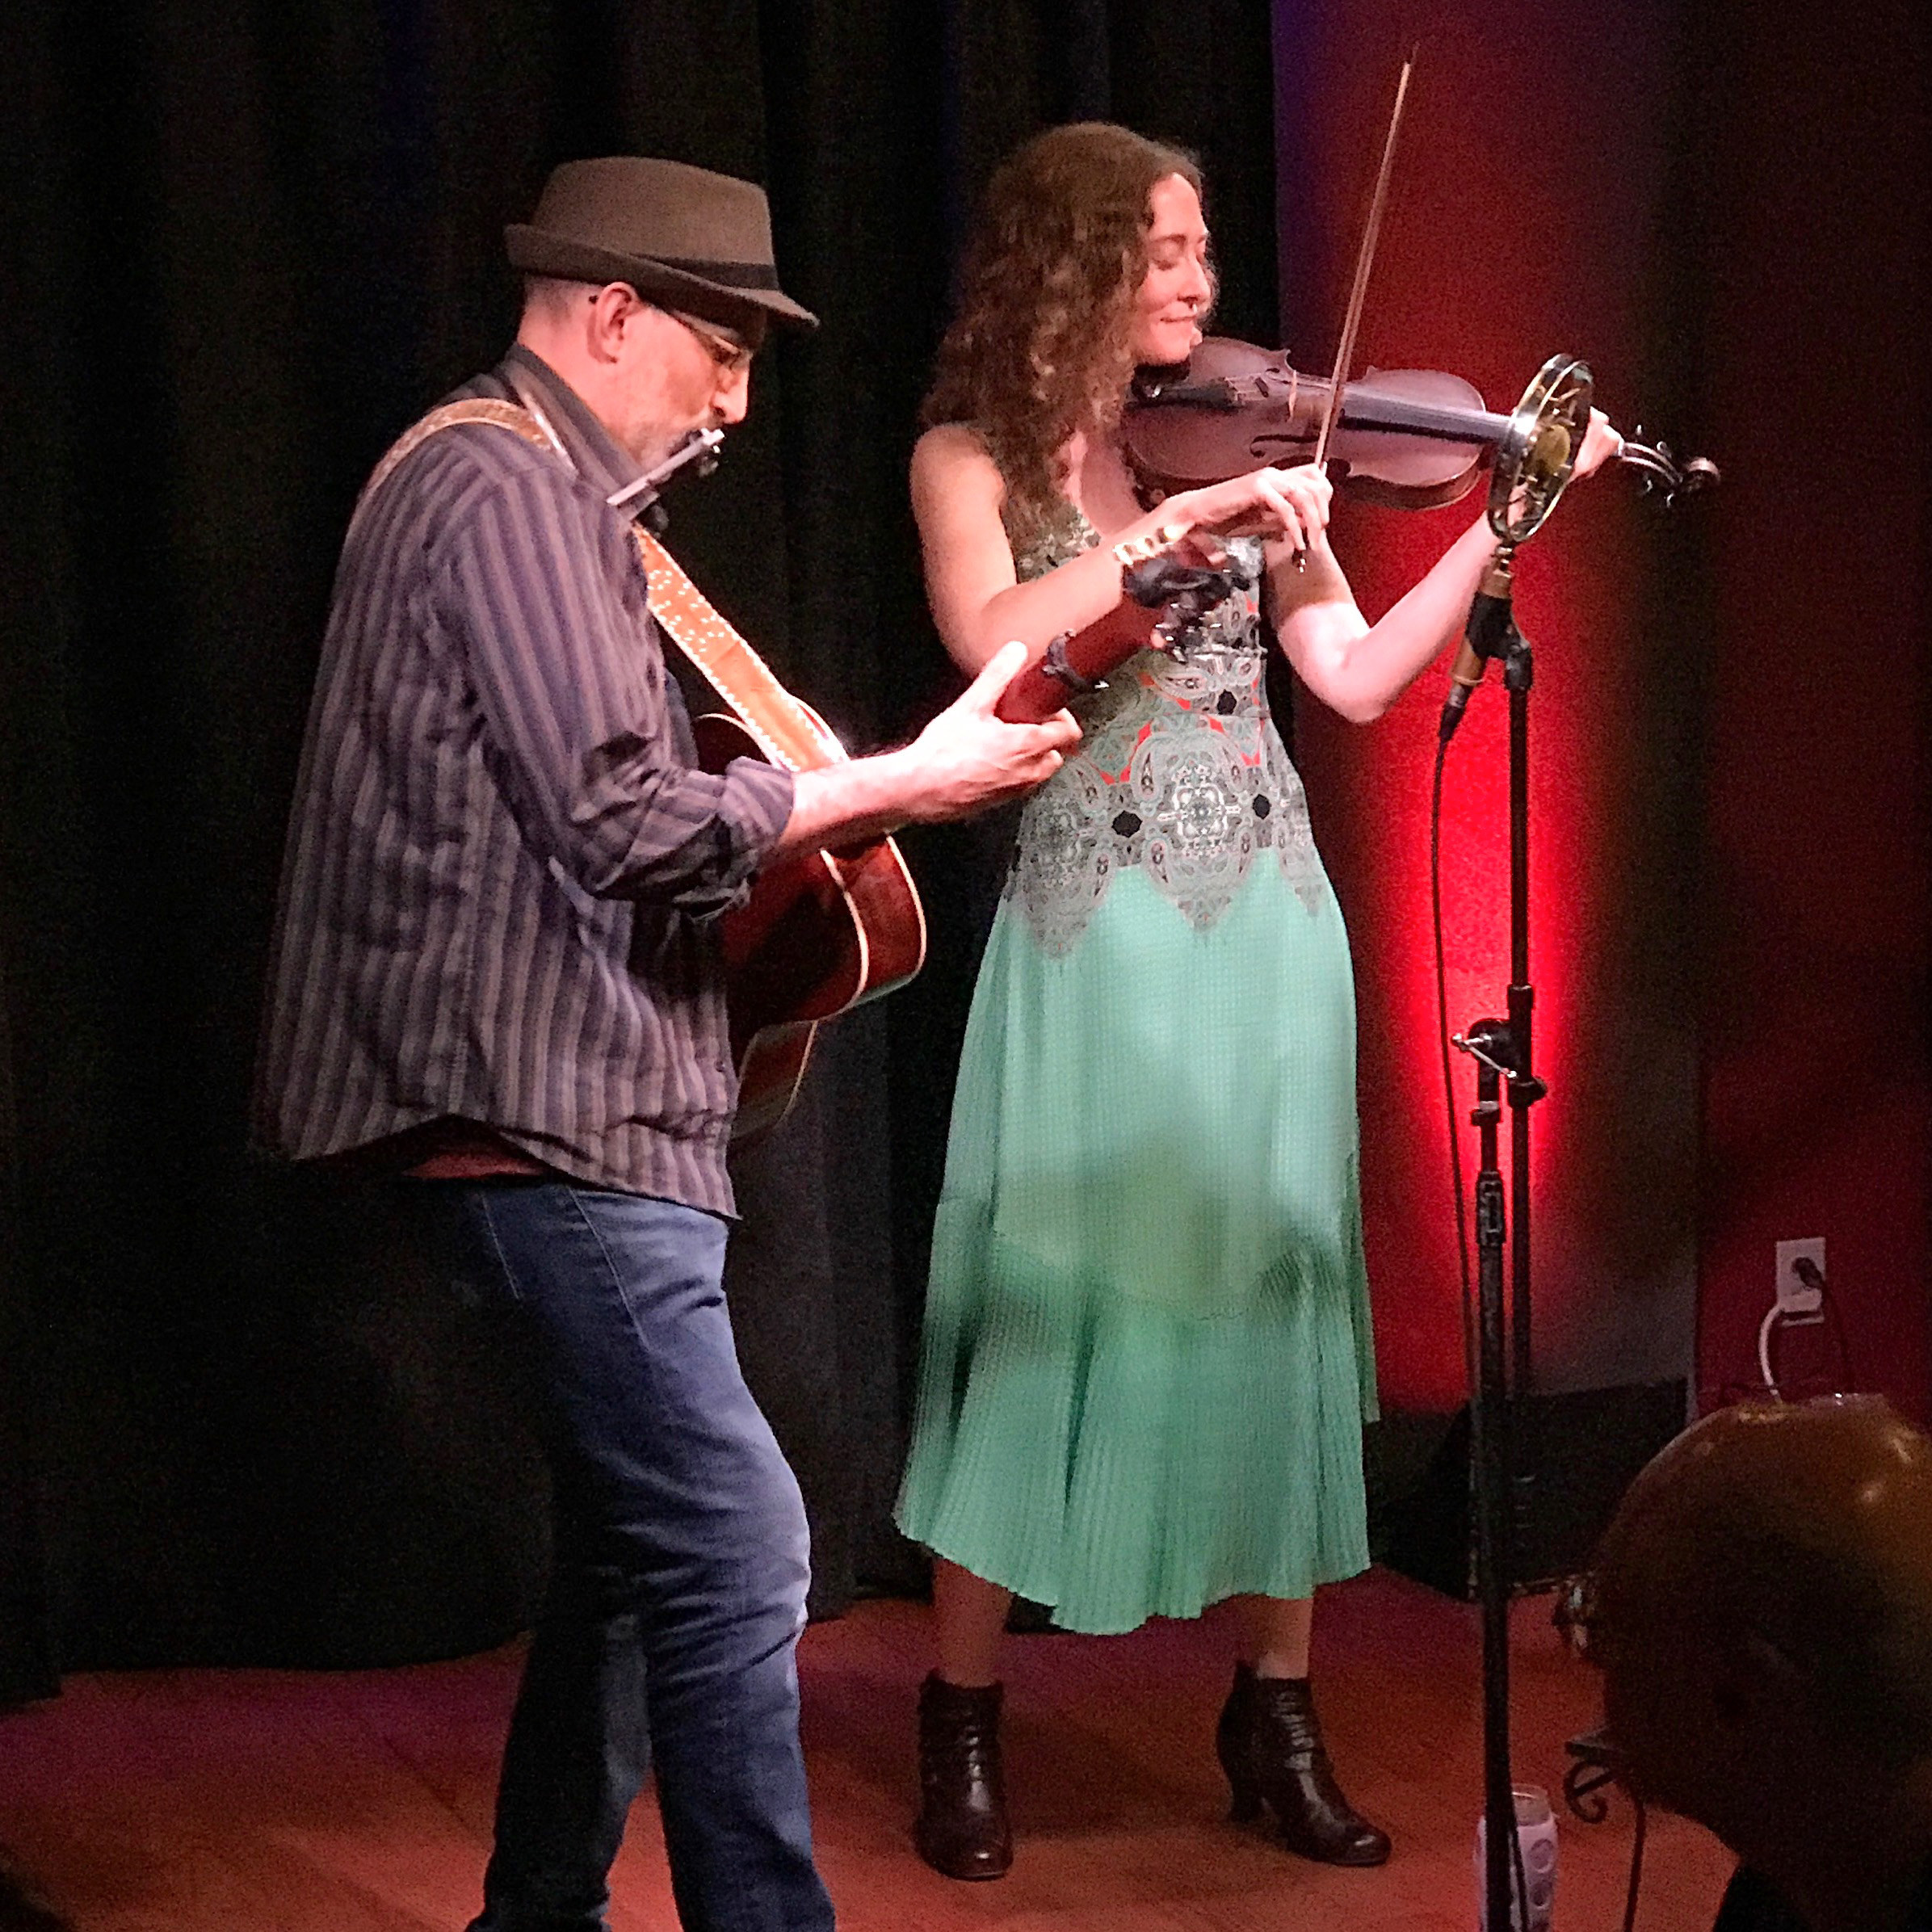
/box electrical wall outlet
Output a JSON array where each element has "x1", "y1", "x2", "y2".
[{"x1": 1775, "y1": 1237, "x2": 1826, "y2": 1316}]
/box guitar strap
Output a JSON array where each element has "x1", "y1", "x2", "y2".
[
  {"x1": 350, "y1": 397, "x2": 558, "y2": 531},
  {"x1": 351, "y1": 395, "x2": 840, "y2": 778},
  {"x1": 628, "y1": 530, "x2": 842, "y2": 775}
]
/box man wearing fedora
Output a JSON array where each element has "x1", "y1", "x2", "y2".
[{"x1": 255, "y1": 157, "x2": 1076, "y2": 1932}]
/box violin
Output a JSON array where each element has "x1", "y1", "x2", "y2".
[
  {"x1": 1124, "y1": 336, "x2": 1719, "y2": 512},
  {"x1": 1117, "y1": 56, "x2": 1717, "y2": 534},
  {"x1": 993, "y1": 337, "x2": 1720, "y2": 727},
  {"x1": 998, "y1": 57, "x2": 1723, "y2": 726}
]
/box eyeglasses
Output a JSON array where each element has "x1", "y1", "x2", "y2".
[{"x1": 670, "y1": 310, "x2": 755, "y2": 378}]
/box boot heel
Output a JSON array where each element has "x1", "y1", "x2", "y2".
[
  {"x1": 1228, "y1": 1780, "x2": 1263, "y2": 1824},
  {"x1": 1216, "y1": 1670, "x2": 1256, "y2": 1822}
]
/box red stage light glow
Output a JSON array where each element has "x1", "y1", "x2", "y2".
[
  {"x1": 1277, "y1": 2, "x2": 1692, "y2": 1412},
  {"x1": 1278, "y1": 0, "x2": 1929, "y2": 1428}
]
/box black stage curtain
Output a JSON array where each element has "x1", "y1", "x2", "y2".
[{"x1": 0, "y1": 0, "x2": 1278, "y2": 1695}]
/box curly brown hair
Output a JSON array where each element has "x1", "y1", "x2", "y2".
[{"x1": 922, "y1": 122, "x2": 1208, "y2": 549}]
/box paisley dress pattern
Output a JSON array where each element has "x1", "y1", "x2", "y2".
[{"x1": 1008, "y1": 515, "x2": 1325, "y2": 957}]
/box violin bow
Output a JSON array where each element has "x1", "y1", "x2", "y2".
[{"x1": 1312, "y1": 52, "x2": 1416, "y2": 472}]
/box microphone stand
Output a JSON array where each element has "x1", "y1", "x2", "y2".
[
  {"x1": 1443, "y1": 545, "x2": 1546, "y2": 1932},
  {"x1": 1430, "y1": 342, "x2": 1713, "y2": 1927}
]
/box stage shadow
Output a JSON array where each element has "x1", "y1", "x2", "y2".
[{"x1": 0, "y1": 1862, "x2": 67, "y2": 1932}]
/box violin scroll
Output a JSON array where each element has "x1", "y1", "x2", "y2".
[{"x1": 1618, "y1": 430, "x2": 1721, "y2": 506}]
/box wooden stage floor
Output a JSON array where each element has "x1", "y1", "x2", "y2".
[{"x1": 0, "y1": 1569, "x2": 1733, "y2": 1930}]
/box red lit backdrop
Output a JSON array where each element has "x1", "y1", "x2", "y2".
[{"x1": 1272, "y1": 0, "x2": 1928, "y2": 1420}]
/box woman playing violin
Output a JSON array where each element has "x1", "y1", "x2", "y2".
[{"x1": 894, "y1": 120, "x2": 1618, "y2": 1881}]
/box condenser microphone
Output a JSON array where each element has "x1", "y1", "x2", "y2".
[{"x1": 1438, "y1": 553, "x2": 1518, "y2": 745}]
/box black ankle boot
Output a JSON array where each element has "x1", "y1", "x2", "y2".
[
  {"x1": 914, "y1": 1672, "x2": 1012, "y2": 1880},
  {"x1": 1216, "y1": 1663, "x2": 1391, "y2": 1866}
]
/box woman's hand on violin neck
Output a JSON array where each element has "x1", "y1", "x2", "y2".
[
  {"x1": 1574, "y1": 409, "x2": 1624, "y2": 481},
  {"x1": 1166, "y1": 462, "x2": 1334, "y2": 551}
]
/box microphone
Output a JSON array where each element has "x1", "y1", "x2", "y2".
[{"x1": 1439, "y1": 552, "x2": 1518, "y2": 744}]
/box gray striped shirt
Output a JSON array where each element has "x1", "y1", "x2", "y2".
[{"x1": 254, "y1": 346, "x2": 794, "y2": 1216}]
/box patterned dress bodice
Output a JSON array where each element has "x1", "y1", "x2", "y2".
[{"x1": 1006, "y1": 502, "x2": 1325, "y2": 957}]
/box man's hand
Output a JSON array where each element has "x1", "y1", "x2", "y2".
[
  {"x1": 896, "y1": 640, "x2": 1079, "y2": 821},
  {"x1": 772, "y1": 642, "x2": 1079, "y2": 858}
]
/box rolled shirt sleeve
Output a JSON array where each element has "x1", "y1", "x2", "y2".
[{"x1": 433, "y1": 463, "x2": 795, "y2": 917}]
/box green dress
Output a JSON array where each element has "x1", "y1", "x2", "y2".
[{"x1": 893, "y1": 502, "x2": 1378, "y2": 1636}]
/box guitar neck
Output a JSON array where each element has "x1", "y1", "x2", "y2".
[
  {"x1": 635, "y1": 529, "x2": 842, "y2": 771},
  {"x1": 993, "y1": 598, "x2": 1166, "y2": 724}
]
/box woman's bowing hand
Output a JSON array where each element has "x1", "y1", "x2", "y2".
[{"x1": 1156, "y1": 461, "x2": 1335, "y2": 559}]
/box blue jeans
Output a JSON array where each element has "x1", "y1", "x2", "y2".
[{"x1": 447, "y1": 1182, "x2": 834, "y2": 1932}]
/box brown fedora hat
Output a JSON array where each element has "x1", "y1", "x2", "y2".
[{"x1": 506, "y1": 157, "x2": 817, "y2": 334}]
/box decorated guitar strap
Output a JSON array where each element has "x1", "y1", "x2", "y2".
[
  {"x1": 352, "y1": 396, "x2": 841, "y2": 777},
  {"x1": 628, "y1": 529, "x2": 843, "y2": 774},
  {"x1": 350, "y1": 397, "x2": 558, "y2": 531}
]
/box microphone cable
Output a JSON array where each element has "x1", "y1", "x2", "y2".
[{"x1": 1431, "y1": 729, "x2": 1479, "y2": 1393}]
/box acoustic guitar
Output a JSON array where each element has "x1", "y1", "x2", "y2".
[
  {"x1": 635, "y1": 532, "x2": 927, "y2": 1140},
  {"x1": 993, "y1": 540, "x2": 1243, "y2": 724},
  {"x1": 653, "y1": 536, "x2": 1231, "y2": 1135}
]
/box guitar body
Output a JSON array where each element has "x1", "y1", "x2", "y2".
[
  {"x1": 730, "y1": 1019, "x2": 819, "y2": 1146},
  {"x1": 691, "y1": 712, "x2": 927, "y2": 1140}
]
